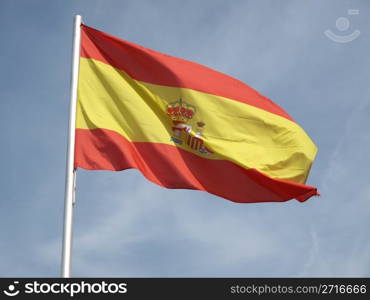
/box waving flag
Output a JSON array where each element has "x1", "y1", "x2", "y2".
[{"x1": 75, "y1": 24, "x2": 318, "y2": 203}]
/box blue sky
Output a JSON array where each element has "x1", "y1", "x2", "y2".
[{"x1": 0, "y1": 0, "x2": 369, "y2": 277}]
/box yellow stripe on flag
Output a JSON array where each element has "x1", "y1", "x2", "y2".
[{"x1": 77, "y1": 57, "x2": 317, "y2": 183}]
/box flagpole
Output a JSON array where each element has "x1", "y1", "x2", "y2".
[{"x1": 61, "y1": 14, "x2": 82, "y2": 278}]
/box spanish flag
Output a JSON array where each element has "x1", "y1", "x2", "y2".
[{"x1": 75, "y1": 25, "x2": 318, "y2": 203}]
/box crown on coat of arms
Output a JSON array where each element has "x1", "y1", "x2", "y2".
[{"x1": 166, "y1": 98, "x2": 196, "y2": 123}]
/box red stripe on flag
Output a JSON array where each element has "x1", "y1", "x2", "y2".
[
  {"x1": 80, "y1": 25, "x2": 293, "y2": 121},
  {"x1": 75, "y1": 128, "x2": 317, "y2": 203}
]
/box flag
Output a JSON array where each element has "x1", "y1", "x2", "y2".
[{"x1": 75, "y1": 24, "x2": 318, "y2": 203}]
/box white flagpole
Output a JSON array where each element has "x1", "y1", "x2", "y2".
[{"x1": 61, "y1": 15, "x2": 82, "y2": 278}]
